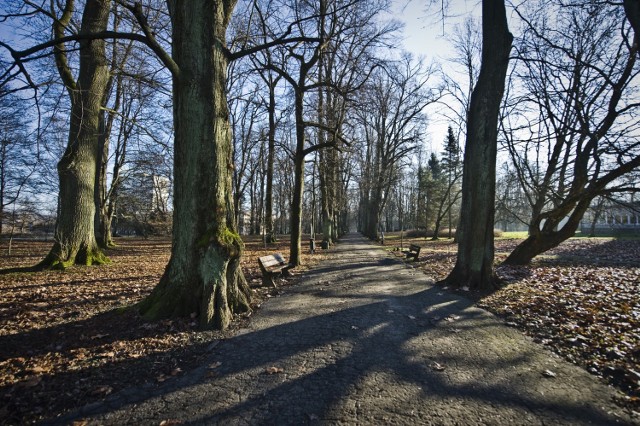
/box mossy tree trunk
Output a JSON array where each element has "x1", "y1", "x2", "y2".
[
  {"x1": 438, "y1": 0, "x2": 512, "y2": 291},
  {"x1": 139, "y1": 0, "x2": 251, "y2": 330},
  {"x1": 40, "y1": 0, "x2": 111, "y2": 269}
]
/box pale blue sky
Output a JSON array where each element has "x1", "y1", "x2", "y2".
[
  {"x1": 395, "y1": 0, "x2": 478, "y2": 61},
  {"x1": 393, "y1": 0, "x2": 480, "y2": 152}
]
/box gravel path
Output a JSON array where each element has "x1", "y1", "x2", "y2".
[{"x1": 59, "y1": 233, "x2": 637, "y2": 425}]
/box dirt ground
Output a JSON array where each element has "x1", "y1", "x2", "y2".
[
  {"x1": 0, "y1": 235, "x2": 325, "y2": 424},
  {"x1": 0, "y1": 234, "x2": 638, "y2": 423}
]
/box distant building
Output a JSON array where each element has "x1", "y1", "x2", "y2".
[{"x1": 580, "y1": 201, "x2": 640, "y2": 235}]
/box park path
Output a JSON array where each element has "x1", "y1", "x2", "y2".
[{"x1": 62, "y1": 233, "x2": 635, "y2": 425}]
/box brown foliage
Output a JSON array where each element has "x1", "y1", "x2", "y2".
[
  {"x1": 390, "y1": 235, "x2": 640, "y2": 409},
  {"x1": 0, "y1": 236, "x2": 323, "y2": 424}
]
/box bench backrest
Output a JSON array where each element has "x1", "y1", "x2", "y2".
[
  {"x1": 259, "y1": 253, "x2": 287, "y2": 269},
  {"x1": 409, "y1": 244, "x2": 421, "y2": 252}
]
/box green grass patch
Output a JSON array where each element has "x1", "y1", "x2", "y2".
[{"x1": 498, "y1": 231, "x2": 528, "y2": 239}]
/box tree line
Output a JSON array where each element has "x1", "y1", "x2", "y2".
[{"x1": 0, "y1": 0, "x2": 638, "y2": 328}]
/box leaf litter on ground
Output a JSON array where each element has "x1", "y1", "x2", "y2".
[
  {"x1": 391, "y1": 235, "x2": 640, "y2": 410},
  {"x1": 0, "y1": 236, "x2": 325, "y2": 424}
]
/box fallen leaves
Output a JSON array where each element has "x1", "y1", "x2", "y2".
[
  {"x1": 265, "y1": 366, "x2": 284, "y2": 375},
  {"x1": 478, "y1": 240, "x2": 640, "y2": 409},
  {"x1": 430, "y1": 362, "x2": 446, "y2": 371},
  {"x1": 0, "y1": 236, "x2": 313, "y2": 424},
  {"x1": 542, "y1": 370, "x2": 557, "y2": 378}
]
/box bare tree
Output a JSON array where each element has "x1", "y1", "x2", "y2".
[
  {"x1": 0, "y1": 91, "x2": 37, "y2": 235},
  {"x1": 356, "y1": 56, "x2": 434, "y2": 240},
  {"x1": 501, "y1": 2, "x2": 640, "y2": 265},
  {"x1": 438, "y1": 0, "x2": 513, "y2": 291},
  {"x1": 256, "y1": 0, "x2": 394, "y2": 265},
  {"x1": 95, "y1": 2, "x2": 171, "y2": 247},
  {"x1": 440, "y1": 17, "x2": 481, "y2": 134}
]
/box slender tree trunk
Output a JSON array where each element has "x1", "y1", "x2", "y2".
[
  {"x1": 290, "y1": 151, "x2": 305, "y2": 265},
  {"x1": 504, "y1": 197, "x2": 592, "y2": 265},
  {"x1": 265, "y1": 80, "x2": 277, "y2": 243},
  {"x1": 318, "y1": 77, "x2": 333, "y2": 247},
  {"x1": 139, "y1": 1, "x2": 251, "y2": 330},
  {"x1": 40, "y1": 0, "x2": 111, "y2": 268},
  {"x1": 289, "y1": 77, "x2": 309, "y2": 266},
  {"x1": 438, "y1": 0, "x2": 512, "y2": 290},
  {"x1": 0, "y1": 139, "x2": 6, "y2": 235},
  {"x1": 95, "y1": 101, "x2": 114, "y2": 248},
  {"x1": 432, "y1": 216, "x2": 442, "y2": 240}
]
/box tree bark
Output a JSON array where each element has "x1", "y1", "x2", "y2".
[
  {"x1": 438, "y1": 0, "x2": 512, "y2": 290},
  {"x1": 264, "y1": 77, "x2": 278, "y2": 243},
  {"x1": 503, "y1": 200, "x2": 590, "y2": 265},
  {"x1": 39, "y1": 0, "x2": 111, "y2": 268},
  {"x1": 624, "y1": 0, "x2": 640, "y2": 48},
  {"x1": 289, "y1": 87, "x2": 306, "y2": 266},
  {"x1": 139, "y1": 0, "x2": 251, "y2": 330}
]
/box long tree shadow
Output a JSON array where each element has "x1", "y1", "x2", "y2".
[
  {"x1": 541, "y1": 238, "x2": 640, "y2": 267},
  {"x1": 54, "y1": 282, "x2": 628, "y2": 425},
  {"x1": 0, "y1": 307, "x2": 226, "y2": 424},
  {"x1": 5, "y1": 233, "x2": 627, "y2": 424}
]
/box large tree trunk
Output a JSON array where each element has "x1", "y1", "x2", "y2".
[
  {"x1": 40, "y1": 0, "x2": 111, "y2": 269},
  {"x1": 438, "y1": 0, "x2": 512, "y2": 290},
  {"x1": 505, "y1": 217, "x2": 581, "y2": 265},
  {"x1": 365, "y1": 189, "x2": 382, "y2": 240},
  {"x1": 139, "y1": 1, "x2": 251, "y2": 330},
  {"x1": 319, "y1": 144, "x2": 337, "y2": 247},
  {"x1": 625, "y1": 0, "x2": 640, "y2": 46},
  {"x1": 289, "y1": 84, "x2": 307, "y2": 266}
]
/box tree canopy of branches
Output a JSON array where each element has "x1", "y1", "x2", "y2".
[
  {"x1": 356, "y1": 56, "x2": 435, "y2": 239},
  {"x1": 502, "y1": 1, "x2": 640, "y2": 265}
]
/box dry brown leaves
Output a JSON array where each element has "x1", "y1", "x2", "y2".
[
  {"x1": 484, "y1": 262, "x2": 640, "y2": 409},
  {"x1": 0, "y1": 236, "x2": 324, "y2": 424},
  {"x1": 390, "y1": 235, "x2": 640, "y2": 409}
]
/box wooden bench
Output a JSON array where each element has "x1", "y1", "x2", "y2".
[
  {"x1": 402, "y1": 244, "x2": 421, "y2": 261},
  {"x1": 258, "y1": 253, "x2": 293, "y2": 287}
]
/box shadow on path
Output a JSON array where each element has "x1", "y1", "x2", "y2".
[{"x1": 57, "y1": 234, "x2": 635, "y2": 425}]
